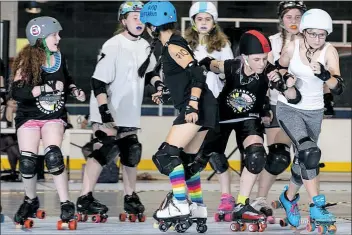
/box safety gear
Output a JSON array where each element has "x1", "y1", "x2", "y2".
[
  {"x1": 118, "y1": 1, "x2": 144, "y2": 21},
  {"x1": 244, "y1": 144, "x2": 267, "y2": 174},
  {"x1": 25, "y1": 16, "x2": 62, "y2": 46},
  {"x1": 189, "y1": 2, "x2": 218, "y2": 26},
  {"x1": 299, "y1": 9, "x2": 333, "y2": 35},
  {"x1": 44, "y1": 145, "x2": 65, "y2": 176},
  {"x1": 152, "y1": 142, "x2": 182, "y2": 176},
  {"x1": 277, "y1": 1, "x2": 307, "y2": 18},
  {"x1": 117, "y1": 134, "x2": 142, "y2": 167},
  {"x1": 140, "y1": 1, "x2": 177, "y2": 27},
  {"x1": 19, "y1": 151, "x2": 38, "y2": 179},
  {"x1": 239, "y1": 30, "x2": 271, "y2": 55}
]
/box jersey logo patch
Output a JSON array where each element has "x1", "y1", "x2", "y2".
[{"x1": 227, "y1": 88, "x2": 256, "y2": 113}]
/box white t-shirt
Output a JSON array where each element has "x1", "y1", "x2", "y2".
[
  {"x1": 277, "y1": 39, "x2": 330, "y2": 110},
  {"x1": 89, "y1": 34, "x2": 156, "y2": 127},
  {"x1": 193, "y1": 43, "x2": 234, "y2": 98}
]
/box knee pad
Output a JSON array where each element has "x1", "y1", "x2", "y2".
[
  {"x1": 244, "y1": 144, "x2": 267, "y2": 174},
  {"x1": 117, "y1": 134, "x2": 142, "y2": 167},
  {"x1": 179, "y1": 151, "x2": 197, "y2": 180},
  {"x1": 298, "y1": 146, "x2": 321, "y2": 180},
  {"x1": 152, "y1": 142, "x2": 183, "y2": 176},
  {"x1": 208, "y1": 152, "x2": 229, "y2": 174},
  {"x1": 88, "y1": 135, "x2": 120, "y2": 167},
  {"x1": 19, "y1": 151, "x2": 38, "y2": 179},
  {"x1": 44, "y1": 145, "x2": 65, "y2": 176},
  {"x1": 290, "y1": 159, "x2": 303, "y2": 185},
  {"x1": 265, "y1": 144, "x2": 291, "y2": 175}
]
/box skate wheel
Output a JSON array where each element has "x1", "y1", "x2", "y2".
[
  {"x1": 318, "y1": 225, "x2": 328, "y2": 234},
  {"x1": 240, "y1": 223, "x2": 247, "y2": 231},
  {"x1": 36, "y1": 210, "x2": 46, "y2": 219},
  {"x1": 92, "y1": 214, "x2": 101, "y2": 223},
  {"x1": 101, "y1": 217, "x2": 108, "y2": 223},
  {"x1": 175, "y1": 223, "x2": 185, "y2": 233},
  {"x1": 306, "y1": 223, "x2": 314, "y2": 232},
  {"x1": 280, "y1": 218, "x2": 288, "y2": 227},
  {"x1": 69, "y1": 220, "x2": 77, "y2": 230},
  {"x1": 138, "y1": 214, "x2": 146, "y2": 222},
  {"x1": 197, "y1": 224, "x2": 207, "y2": 233},
  {"x1": 57, "y1": 220, "x2": 63, "y2": 230},
  {"x1": 159, "y1": 222, "x2": 169, "y2": 232},
  {"x1": 248, "y1": 223, "x2": 259, "y2": 232},
  {"x1": 129, "y1": 214, "x2": 137, "y2": 222},
  {"x1": 271, "y1": 200, "x2": 281, "y2": 209},
  {"x1": 328, "y1": 224, "x2": 337, "y2": 234},
  {"x1": 230, "y1": 222, "x2": 240, "y2": 231},
  {"x1": 214, "y1": 213, "x2": 220, "y2": 222},
  {"x1": 119, "y1": 213, "x2": 127, "y2": 222},
  {"x1": 83, "y1": 214, "x2": 88, "y2": 222},
  {"x1": 259, "y1": 223, "x2": 266, "y2": 232},
  {"x1": 267, "y1": 216, "x2": 275, "y2": 224},
  {"x1": 24, "y1": 219, "x2": 34, "y2": 228},
  {"x1": 224, "y1": 213, "x2": 232, "y2": 222}
]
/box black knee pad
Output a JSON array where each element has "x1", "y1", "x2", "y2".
[
  {"x1": 298, "y1": 146, "x2": 321, "y2": 180},
  {"x1": 244, "y1": 144, "x2": 267, "y2": 174},
  {"x1": 19, "y1": 151, "x2": 38, "y2": 179},
  {"x1": 44, "y1": 145, "x2": 65, "y2": 175},
  {"x1": 152, "y1": 142, "x2": 183, "y2": 176},
  {"x1": 265, "y1": 144, "x2": 291, "y2": 175},
  {"x1": 88, "y1": 132, "x2": 120, "y2": 167},
  {"x1": 209, "y1": 152, "x2": 229, "y2": 174},
  {"x1": 117, "y1": 134, "x2": 142, "y2": 167},
  {"x1": 179, "y1": 151, "x2": 197, "y2": 180}
]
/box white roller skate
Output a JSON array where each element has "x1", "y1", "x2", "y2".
[
  {"x1": 153, "y1": 192, "x2": 192, "y2": 233},
  {"x1": 189, "y1": 202, "x2": 208, "y2": 233},
  {"x1": 251, "y1": 197, "x2": 274, "y2": 224}
]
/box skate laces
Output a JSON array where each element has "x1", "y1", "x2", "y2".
[
  {"x1": 290, "y1": 203, "x2": 299, "y2": 215},
  {"x1": 319, "y1": 203, "x2": 336, "y2": 215},
  {"x1": 221, "y1": 195, "x2": 234, "y2": 205}
]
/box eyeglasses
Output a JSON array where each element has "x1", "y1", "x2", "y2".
[{"x1": 305, "y1": 31, "x2": 327, "y2": 40}]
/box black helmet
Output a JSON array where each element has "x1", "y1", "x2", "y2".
[
  {"x1": 277, "y1": 1, "x2": 307, "y2": 18},
  {"x1": 239, "y1": 30, "x2": 271, "y2": 55}
]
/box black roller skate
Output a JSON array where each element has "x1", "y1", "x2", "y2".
[
  {"x1": 75, "y1": 192, "x2": 108, "y2": 223},
  {"x1": 251, "y1": 197, "x2": 275, "y2": 224},
  {"x1": 230, "y1": 198, "x2": 267, "y2": 232},
  {"x1": 14, "y1": 196, "x2": 46, "y2": 229},
  {"x1": 1, "y1": 204, "x2": 4, "y2": 223},
  {"x1": 153, "y1": 192, "x2": 192, "y2": 233},
  {"x1": 57, "y1": 201, "x2": 77, "y2": 230},
  {"x1": 119, "y1": 192, "x2": 146, "y2": 222}
]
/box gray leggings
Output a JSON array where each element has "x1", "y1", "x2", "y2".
[{"x1": 276, "y1": 101, "x2": 324, "y2": 185}]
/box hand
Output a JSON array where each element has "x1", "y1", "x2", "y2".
[
  {"x1": 151, "y1": 90, "x2": 162, "y2": 104},
  {"x1": 311, "y1": 62, "x2": 331, "y2": 81},
  {"x1": 261, "y1": 110, "x2": 273, "y2": 125},
  {"x1": 198, "y1": 57, "x2": 215, "y2": 71},
  {"x1": 151, "y1": 87, "x2": 171, "y2": 104},
  {"x1": 267, "y1": 70, "x2": 281, "y2": 82},
  {"x1": 283, "y1": 72, "x2": 296, "y2": 88},
  {"x1": 55, "y1": 81, "x2": 64, "y2": 92},
  {"x1": 71, "y1": 87, "x2": 86, "y2": 102},
  {"x1": 185, "y1": 101, "x2": 199, "y2": 124},
  {"x1": 310, "y1": 62, "x2": 321, "y2": 74}
]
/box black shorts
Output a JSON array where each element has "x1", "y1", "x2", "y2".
[
  {"x1": 202, "y1": 118, "x2": 264, "y2": 154},
  {"x1": 264, "y1": 105, "x2": 280, "y2": 129}
]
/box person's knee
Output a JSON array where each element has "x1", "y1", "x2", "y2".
[
  {"x1": 152, "y1": 142, "x2": 183, "y2": 176},
  {"x1": 265, "y1": 144, "x2": 291, "y2": 175},
  {"x1": 244, "y1": 143, "x2": 267, "y2": 174},
  {"x1": 44, "y1": 145, "x2": 65, "y2": 175},
  {"x1": 117, "y1": 134, "x2": 142, "y2": 167},
  {"x1": 19, "y1": 151, "x2": 38, "y2": 179},
  {"x1": 297, "y1": 137, "x2": 321, "y2": 180}
]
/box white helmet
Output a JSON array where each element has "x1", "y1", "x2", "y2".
[
  {"x1": 299, "y1": 9, "x2": 333, "y2": 35},
  {"x1": 189, "y1": 2, "x2": 218, "y2": 26}
]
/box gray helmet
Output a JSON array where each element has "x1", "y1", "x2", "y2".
[{"x1": 25, "y1": 16, "x2": 62, "y2": 46}]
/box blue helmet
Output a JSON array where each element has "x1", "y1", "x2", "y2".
[{"x1": 140, "y1": 1, "x2": 177, "y2": 27}]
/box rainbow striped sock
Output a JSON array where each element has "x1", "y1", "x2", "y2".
[
  {"x1": 186, "y1": 172, "x2": 203, "y2": 204},
  {"x1": 169, "y1": 164, "x2": 187, "y2": 201}
]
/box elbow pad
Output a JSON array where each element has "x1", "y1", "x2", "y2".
[
  {"x1": 186, "y1": 61, "x2": 207, "y2": 89},
  {"x1": 275, "y1": 60, "x2": 288, "y2": 70},
  {"x1": 91, "y1": 78, "x2": 107, "y2": 97},
  {"x1": 330, "y1": 75, "x2": 344, "y2": 95},
  {"x1": 10, "y1": 80, "x2": 35, "y2": 101},
  {"x1": 287, "y1": 86, "x2": 302, "y2": 104}
]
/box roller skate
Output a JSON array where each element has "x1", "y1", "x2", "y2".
[
  {"x1": 76, "y1": 192, "x2": 108, "y2": 223},
  {"x1": 153, "y1": 192, "x2": 192, "y2": 233},
  {"x1": 271, "y1": 185, "x2": 301, "y2": 229},
  {"x1": 230, "y1": 198, "x2": 267, "y2": 232},
  {"x1": 57, "y1": 201, "x2": 77, "y2": 230},
  {"x1": 119, "y1": 192, "x2": 146, "y2": 222},
  {"x1": 1, "y1": 205, "x2": 4, "y2": 223},
  {"x1": 306, "y1": 195, "x2": 337, "y2": 234},
  {"x1": 14, "y1": 196, "x2": 46, "y2": 229},
  {"x1": 214, "y1": 193, "x2": 234, "y2": 222},
  {"x1": 189, "y1": 202, "x2": 208, "y2": 233},
  {"x1": 251, "y1": 197, "x2": 275, "y2": 224}
]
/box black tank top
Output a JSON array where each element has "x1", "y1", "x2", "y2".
[
  {"x1": 218, "y1": 59, "x2": 275, "y2": 121},
  {"x1": 14, "y1": 52, "x2": 72, "y2": 129},
  {"x1": 160, "y1": 34, "x2": 217, "y2": 110}
]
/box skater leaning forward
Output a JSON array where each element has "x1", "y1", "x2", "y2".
[
  {"x1": 77, "y1": 1, "x2": 154, "y2": 223},
  {"x1": 11, "y1": 16, "x2": 86, "y2": 230},
  {"x1": 140, "y1": 1, "x2": 218, "y2": 233},
  {"x1": 273, "y1": 9, "x2": 343, "y2": 233},
  {"x1": 199, "y1": 29, "x2": 300, "y2": 232}
]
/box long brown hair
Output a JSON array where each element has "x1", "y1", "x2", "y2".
[
  {"x1": 11, "y1": 39, "x2": 46, "y2": 86},
  {"x1": 185, "y1": 24, "x2": 230, "y2": 53}
]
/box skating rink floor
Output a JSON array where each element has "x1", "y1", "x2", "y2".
[{"x1": 1, "y1": 171, "x2": 351, "y2": 234}]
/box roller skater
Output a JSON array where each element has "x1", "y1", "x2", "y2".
[
  {"x1": 119, "y1": 192, "x2": 146, "y2": 222},
  {"x1": 76, "y1": 192, "x2": 108, "y2": 223},
  {"x1": 13, "y1": 196, "x2": 45, "y2": 229}
]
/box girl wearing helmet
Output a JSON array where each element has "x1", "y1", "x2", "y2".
[
  {"x1": 140, "y1": 1, "x2": 220, "y2": 232},
  {"x1": 274, "y1": 9, "x2": 342, "y2": 230},
  {"x1": 185, "y1": 2, "x2": 235, "y2": 221},
  {"x1": 251, "y1": 0, "x2": 308, "y2": 221},
  {"x1": 76, "y1": 1, "x2": 154, "y2": 223},
  {"x1": 199, "y1": 29, "x2": 299, "y2": 231},
  {"x1": 11, "y1": 16, "x2": 85, "y2": 229}
]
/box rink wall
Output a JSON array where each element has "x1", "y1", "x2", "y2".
[{"x1": 1, "y1": 117, "x2": 351, "y2": 173}]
